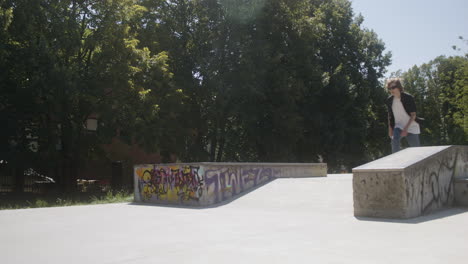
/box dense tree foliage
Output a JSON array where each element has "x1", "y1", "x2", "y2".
[
  {"x1": 138, "y1": 0, "x2": 391, "y2": 170},
  {"x1": 400, "y1": 55, "x2": 468, "y2": 145},
  {"x1": 0, "y1": 0, "x2": 181, "y2": 190},
  {"x1": 1, "y1": 0, "x2": 397, "y2": 191}
]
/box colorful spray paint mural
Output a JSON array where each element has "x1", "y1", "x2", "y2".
[{"x1": 135, "y1": 165, "x2": 205, "y2": 204}]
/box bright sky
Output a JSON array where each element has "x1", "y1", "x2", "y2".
[{"x1": 350, "y1": 0, "x2": 468, "y2": 76}]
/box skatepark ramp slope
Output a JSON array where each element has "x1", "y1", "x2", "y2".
[{"x1": 134, "y1": 162, "x2": 327, "y2": 207}]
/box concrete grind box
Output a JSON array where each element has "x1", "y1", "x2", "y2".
[
  {"x1": 353, "y1": 146, "x2": 468, "y2": 219},
  {"x1": 134, "y1": 163, "x2": 327, "y2": 207}
]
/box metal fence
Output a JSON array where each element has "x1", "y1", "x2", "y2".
[
  {"x1": 0, "y1": 163, "x2": 14, "y2": 192},
  {"x1": 0, "y1": 161, "x2": 126, "y2": 193},
  {"x1": 0, "y1": 164, "x2": 56, "y2": 193}
]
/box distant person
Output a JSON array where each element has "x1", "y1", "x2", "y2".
[{"x1": 385, "y1": 78, "x2": 420, "y2": 153}]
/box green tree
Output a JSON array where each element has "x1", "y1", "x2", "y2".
[
  {"x1": 0, "y1": 0, "x2": 178, "y2": 191},
  {"x1": 137, "y1": 0, "x2": 391, "y2": 170},
  {"x1": 1, "y1": 0, "x2": 395, "y2": 181},
  {"x1": 402, "y1": 56, "x2": 468, "y2": 145}
]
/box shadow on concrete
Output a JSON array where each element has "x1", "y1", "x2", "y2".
[
  {"x1": 128, "y1": 178, "x2": 277, "y2": 210},
  {"x1": 355, "y1": 207, "x2": 468, "y2": 224}
]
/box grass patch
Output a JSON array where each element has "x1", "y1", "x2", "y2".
[{"x1": 0, "y1": 190, "x2": 133, "y2": 210}]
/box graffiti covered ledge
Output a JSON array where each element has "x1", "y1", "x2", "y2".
[
  {"x1": 353, "y1": 145, "x2": 468, "y2": 219},
  {"x1": 134, "y1": 163, "x2": 327, "y2": 207}
]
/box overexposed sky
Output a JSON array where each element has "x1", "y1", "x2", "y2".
[{"x1": 351, "y1": 0, "x2": 468, "y2": 76}]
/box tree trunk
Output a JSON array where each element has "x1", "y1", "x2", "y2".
[
  {"x1": 209, "y1": 133, "x2": 217, "y2": 162},
  {"x1": 14, "y1": 165, "x2": 24, "y2": 194},
  {"x1": 216, "y1": 122, "x2": 228, "y2": 162}
]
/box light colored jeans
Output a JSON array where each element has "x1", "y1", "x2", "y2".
[{"x1": 391, "y1": 127, "x2": 420, "y2": 153}]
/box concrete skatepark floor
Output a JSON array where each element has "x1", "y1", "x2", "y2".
[{"x1": 1, "y1": 174, "x2": 467, "y2": 264}]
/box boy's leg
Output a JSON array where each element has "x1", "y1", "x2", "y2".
[
  {"x1": 406, "y1": 133, "x2": 420, "y2": 147},
  {"x1": 391, "y1": 128, "x2": 402, "y2": 153}
]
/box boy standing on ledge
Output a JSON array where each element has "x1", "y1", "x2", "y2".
[{"x1": 385, "y1": 78, "x2": 421, "y2": 153}]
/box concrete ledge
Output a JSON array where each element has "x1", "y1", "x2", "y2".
[
  {"x1": 134, "y1": 163, "x2": 326, "y2": 207},
  {"x1": 353, "y1": 146, "x2": 468, "y2": 219}
]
